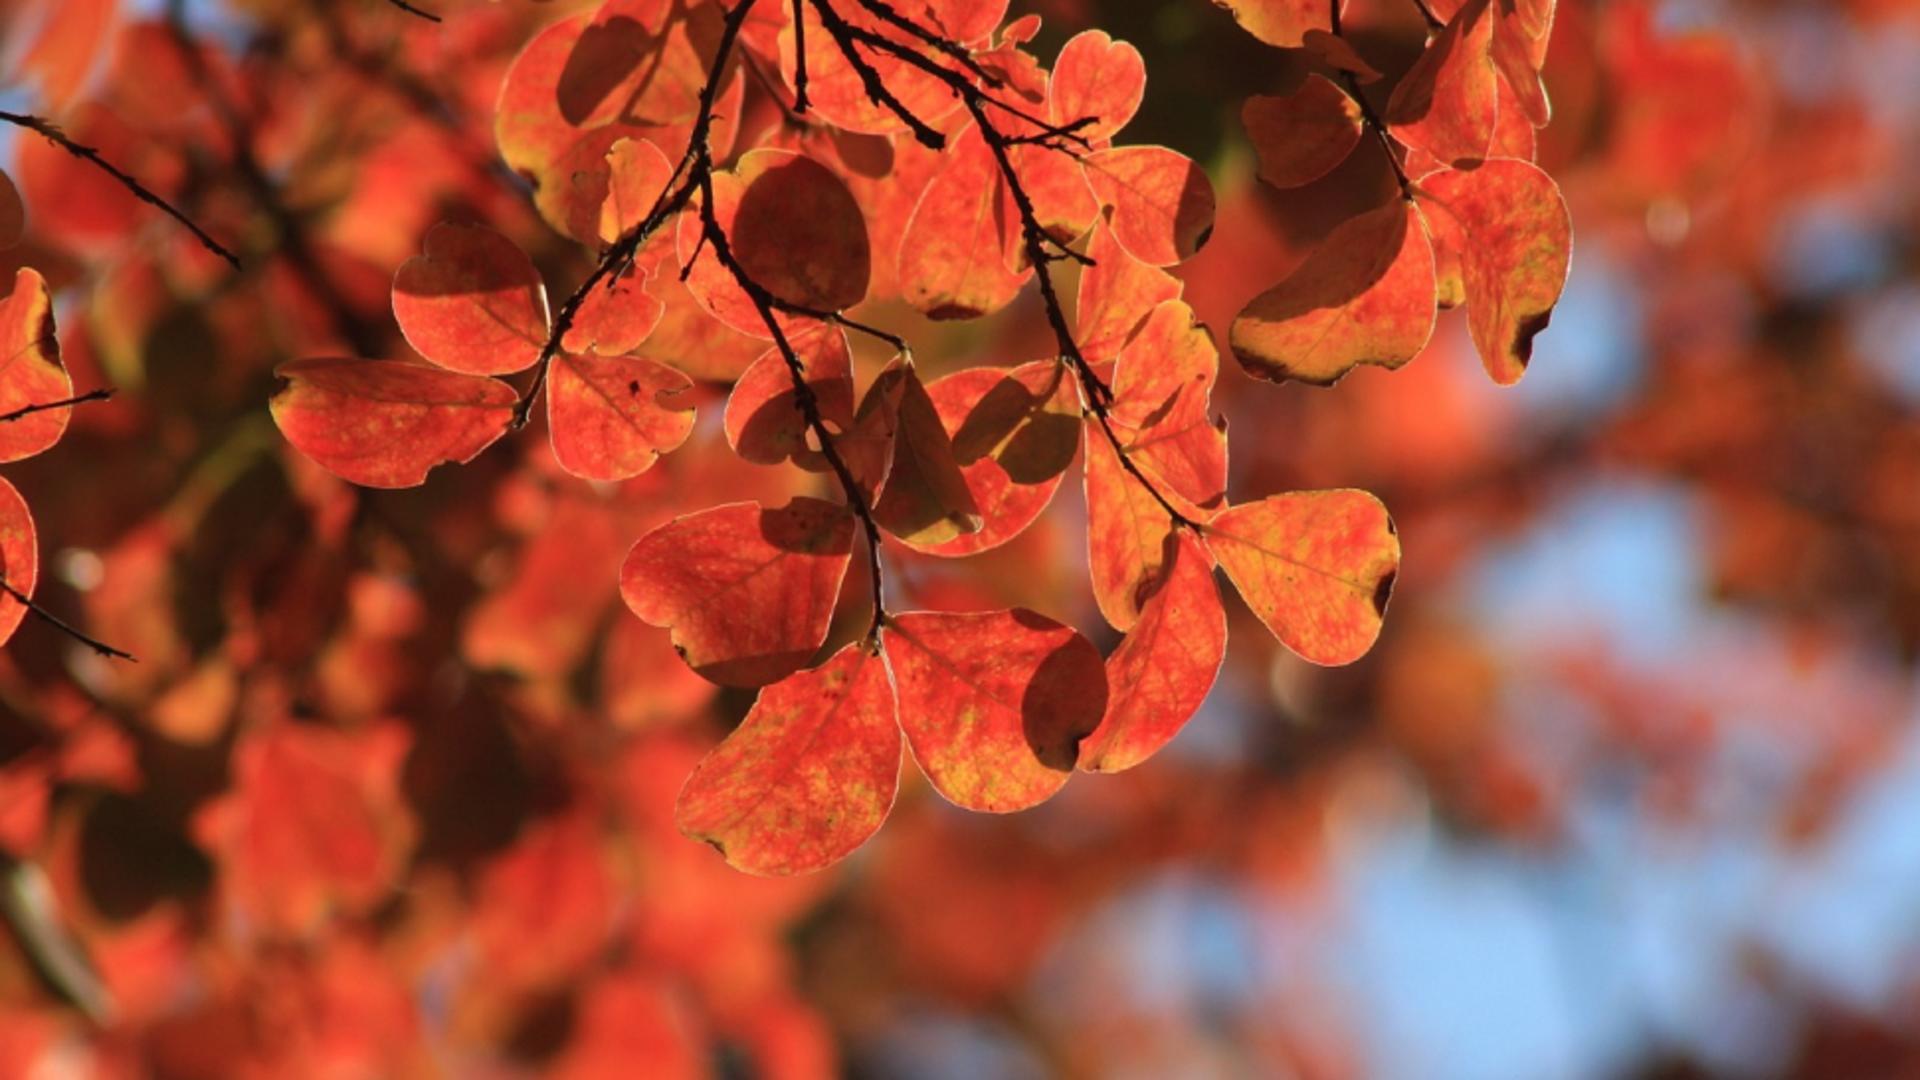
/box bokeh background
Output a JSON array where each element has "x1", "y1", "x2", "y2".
[{"x1": 3, "y1": 0, "x2": 1920, "y2": 1076}]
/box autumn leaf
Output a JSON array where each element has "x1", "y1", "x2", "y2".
[
  {"x1": 888, "y1": 609, "x2": 1106, "y2": 813},
  {"x1": 1109, "y1": 300, "x2": 1228, "y2": 511},
  {"x1": 600, "y1": 136, "x2": 675, "y2": 245},
  {"x1": 1243, "y1": 75, "x2": 1365, "y2": 190},
  {"x1": 1386, "y1": 0, "x2": 1500, "y2": 167},
  {"x1": 1415, "y1": 158, "x2": 1572, "y2": 384},
  {"x1": 868, "y1": 360, "x2": 984, "y2": 548},
  {"x1": 1232, "y1": 201, "x2": 1438, "y2": 386},
  {"x1": 0, "y1": 267, "x2": 74, "y2": 464},
  {"x1": 1204, "y1": 490, "x2": 1400, "y2": 666},
  {"x1": 619, "y1": 498, "x2": 855, "y2": 687},
  {"x1": 1076, "y1": 219, "x2": 1183, "y2": 362},
  {"x1": 898, "y1": 124, "x2": 1029, "y2": 320},
  {"x1": 724, "y1": 323, "x2": 855, "y2": 467},
  {"x1": 1083, "y1": 419, "x2": 1177, "y2": 633},
  {"x1": 546, "y1": 351, "x2": 696, "y2": 481},
  {"x1": 1048, "y1": 30, "x2": 1146, "y2": 142},
  {"x1": 1082, "y1": 145, "x2": 1216, "y2": 267},
  {"x1": 392, "y1": 222, "x2": 550, "y2": 376},
  {"x1": 564, "y1": 274, "x2": 666, "y2": 357},
  {"x1": 1211, "y1": 0, "x2": 1344, "y2": 48},
  {"x1": 1080, "y1": 529, "x2": 1225, "y2": 773},
  {"x1": 270, "y1": 358, "x2": 517, "y2": 488},
  {"x1": 911, "y1": 359, "x2": 1079, "y2": 557},
  {"x1": 676, "y1": 641, "x2": 900, "y2": 876},
  {"x1": 0, "y1": 477, "x2": 37, "y2": 649}
]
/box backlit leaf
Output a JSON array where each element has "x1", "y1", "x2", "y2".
[
  {"x1": 1211, "y1": 0, "x2": 1343, "y2": 48},
  {"x1": 676, "y1": 642, "x2": 900, "y2": 876},
  {"x1": 1076, "y1": 219, "x2": 1182, "y2": 362},
  {"x1": 1243, "y1": 75, "x2": 1364, "y2": 190},
  {"x1": 1048, "y1": 30, "x2": 1146, "y2": 142},
  {"x1": 1386, "y1": 0, "x2": 1500, "y2": 167},
  {"x1": 724, "y1": 324, "x2": 854, "y2": 467},
  {"x1": 1204, "y1": 490, "x2": 1400, "y2": 666},
  {"x1": 1416, "y1": 159, "x2": 1571, "y2": 384},
  {"x1": 1080, "y1": 530, "x2": 1225, "y2": 773},
  {"x1": 0, "y1": 477, "x2": 37, "y2": 648},
  {"x1": 912, "y1": 359, "x2": 1078, "y2": 557},
  {"x1": 889, "y1": 609, "x2": 1106, "y2": 813},
  {"x1": 600, "y1": 136, "x2": 675, "y2": 245},
  {"x1": 898, "y1": 125, "x2": 1029, "y2": 320},
  {"x1": 392, "y1": 223, "x2": 549, "y2": 376},
  {"x1": 270, "y1": 359, "x2": 517, "y2": 489},
  {"x1": 1083, "y1": 419, "x2": 1176, "y2": 633},
  {"x1": 1110, "y1": 300, "x2": 1228, "y2": 511},
  {"x1": 869, "y1": 361, "x2": 984, "y2": 548},
  {"x1": 564, "y1": 274, "x2": 666, "y2": 356},
  {"x1": 1231, "y1": 201, "x2": 1438, "y2": 386},
  {"x1": 0, "y1": 268, "x2": 74, "y2": 464},
  {"x1": 619, "y1": 498, "x2": 854, "y2": 687},
  {"x1": 1082, "y1": 145, "x2": 1215, "y2": 267},
  {"x1": 547, "y1": 352, "x2": 695, "y2": 481}
]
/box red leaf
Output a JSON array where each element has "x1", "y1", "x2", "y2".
[
  {"x1": 911, "y1": 359, "x2": 1078, "y2": 557},
  {"x1": 619, "y1": 498, "x2": 854, "y2": 687},
  {"x1": 0, "y1": 171, "x2": 23, "y2": 250},
  {"x1": 1416, "y1": 158, "x2": 1571, "y2": 384},
  {"x1": 0, "y1": 477, "x2": 37, "y2": 649},
  {"x1": 599, "y1": 136, "x2": 674, "y2": 245},
  {"x1": 392, "y1": 222, "x2": 550, "y2": 376},
  {"x1": 868, "y1": 361, "x2": 984, "y2": 548},
  {"x1": 1081, "y1": 530, "x2": 1226, "y2": 773},
  {"x1": 1082, "y1": 145, "x2": 1216, "y2": 266},
  {"x1": 0, "y1": 268, "x2": 74, "y2": 463},
  {"x1": 547, "y1": 352, "x2": 695, "y2": 482},
  {"x1": 888, "y1": 609, "x2": 1106, "y2": 812},
  {"x1": 1076, "y1": 219, "x2": 1183, "y2": 362},
  {"x1": 1204, "y1": 490, "x2": 1400, "y2": 666},
  {"x1": 1048, "y1": 30, "x2": 1146, "y2": 142},
  {"x1": 1386, "y1": 0, "x2": 1500, "y2": 167},
  {"x1": 1231, "y1": 201, "x2": 1439, "y2": 386},
  {"x1": 1110, "y1": 300, "x2": 1228, "y2": 511},
  {"x1": 1243, "y1": 75, "x2": 1365, "y2": 190},
  {"x1": 269, "y1": 359, "x2": 517, "y2": 488},
  {"x1": 676, "y1": 642, "x2": 901, "y2": 876},
  {"x1": 898, "y1": 125, "x2": 1029, "y2": 320},
  {"x1": 1083, "y1": 420, "x2": 1175, "y2": 633},
  {"x1": 564, "y1": 274, "x2": 665, "y2": 357},
  {"x1": 724, "y1": 323, "x2": 855, "y2": 467},
  {"x1": 1212, "y1": 0, "x2": 1343, "y2": 48}
]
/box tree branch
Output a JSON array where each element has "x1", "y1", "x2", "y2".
[
  {"x1": 1328, "y1": 0, "x2": 1414, "y2": 200},
  {"x1": 384, "y1": 0, "x2": 442, "y2": 21},
  {"x1": 0, "y1": 111, "x2": 240, "y2": 270},
  {"x1": 0, "y1": 389, "x2": 112, "y2": 425},
  {"x1": 0, "y1": 577, "x2": 135, "y2": 662}
]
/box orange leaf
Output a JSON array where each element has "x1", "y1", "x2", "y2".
[
  {"x1": 1048, "y1": 30, "x2": 1146, "y2": 142},
  {"x1": 1212, "y1": 0, "x2": 1343, "y2": 48},
  {"x1": 888, "y1": 609, "x2": 1106, "y2": 812},
  {"x1": 869, "y1": 361, "x2": 984, "y2": 548},
  {"x1": 1386, "y1": 0, "x2": 1500, "y2": 167},
  {"x1": 619, "y1": 498, "x2": 854, "y2": 687},
  {"x1": 0, "y1": 477, "x2": 37, "y2": 649},
  {"x1": 912, "y1": 359, "x2": 1078, "y2": 557},
  {"x1": 1076, "y1": 219, "x2": 1182, "y2": 362},
  {"x1": 1110, "y1": 300, "x2": 1228, "y2": 510},
  {"x1": 898, "y1": 125, "x2": 1029, "y2": 320},
  {"x1": 1204, "y1": 490, "x2": 1400, "y2": 666},
  {"x1": 1231, "y1": 201, "x2": 1438, "y2": 386},
  {"x1": 270, "y1": 359, "x2": 516, "y2": 488},
  {"x1": 724, "y1": 323, "x2": 854, "y2": 467},
  {"x1": 1082, "y1": 145, "x2": 1216, "y2": 267},
  {"x1": 564, "y1": 274, "x2": 665, "y2": 357},
  {"x1": 1416, "y1": 158, "x2": 1571, "y2": 384},
  {"x1": 392, "y1": 223, "x2": 550, "y2": 376},
  {"x1": 547, "y1": 352, "x2": 695, "y2": 481},
  {"x1": 680, "y1": 149, "x2": 872, "y2": 336},
  {"x1": 599, "y1": 136, "x2": 674, "y2": 245},
  {"x1": 0, "y1": 268, "x2": 74, "y2": 463},
  {"x1": 1080, "y1": 530, "x2": 1226, "y2": 773},
  {"x1": 1243, "y1": 75, "x2": 1365, "y2": 190},
  {"x1": 677, "y1": 642, "x2": 901, "y2": 876},
  {"x1": 1083, "y1": 420, "x2": 1175, "y2": 633}
]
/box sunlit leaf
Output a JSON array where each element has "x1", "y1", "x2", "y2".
[
  {"x1": 898, "y1": 125, "x2": 1029, "y2": 320},
  {"x1": 1048, "y1": 30, "x2": 1145, "y2": 142},
  {"x1": 911, "y1": 359, "x2": 1078, "y2": 557},
  {"x1": 547, "y1": 352, "x2": 695, "y2": 481},
  {"x1": 392, "y1": 222, "x2": 550, "y2": 376},
  {"x1": 1080, "y1": 530, "x2": 1225, "y2": 773},
  {"x1": 676, "y1": 642, "x2": 900, "y2": 876},
  {"x1": 270, "y1": 359, "x2": 516, "y2": 488},
  {"x1": 1243, "y1": 75, "x2": 1364, "y2": 190},
  {"x1": 0, "y1": 477, "x2": 37, "y2": 649},
  {"x1": 1083, "y1": 419, "x2": 1176, "y2": 633},
  {"x1": 888, "y1": 609, "x2": 1106, "y2": 813},
  {"x1": 1211, "y1": 0, "x2": 1343, "y2": 48},
  {"x1": 1076, "y1": 219, "x2": 1182, "y2": 362},
  {"x1": 619, "y1": 498, "x2": 854, "y2": 687},
  {"x1": 1110, "y1": 300, "x2": 1228, "y2": 510},
  {"x1": 1231, "y1": 201, "x2": 1438, "y2": 386},
  {"x1": 724, "y1": 323, "x2": 854, "y2": 467},
  {"x1": 564, "y1": 274, "x2": 666, "y2": 357},
  {"x1": 1082, "y1": 145, "x2": 1215, "y2": 267},
  {"x1": 1204, "y1": 490, "x2": 1400, "y2": 665},
  {"x1": 0, "y1": 268, "x2": 74, "y2": 463},
  {"x1": 1386, "y1": 0, "x2": 1500, "y2": 167},
  {"x1": 869, "y1": 360, "x2": 984, "y2": 548}
]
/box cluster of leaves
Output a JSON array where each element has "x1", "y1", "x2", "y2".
[{"x1": 261, "y1": 0, "x2": 1577, "y2": 876}]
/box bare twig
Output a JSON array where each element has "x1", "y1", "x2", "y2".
[
  {"x1": 0, "y1": 111, "x2": 239, "y2": 269},
  {"x1": 0, "y1": 389, "x2": 112, "y2": 424},
  {"x1": 0, "y1": 576, "x2": 135, "y2": 662},
  {"x1": 1328, "y1": 0, "x2": 1414, "y2": 199},
  {"x1": 384, "y1": 0, "x2": 442, "y2": 21}
]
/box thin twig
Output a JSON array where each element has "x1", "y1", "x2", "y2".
[
  {"x1": 0, "y1": 389, "x2": 112, "y2": 424},
  {"x1": 792, "y1": 0, "x2": 810, "y2": 112},
  {"x1": 1328, "y1": 0, "x2": 1414, "y2": 199},
  {"x1": 384, "y1": 0, "x2": 442, "y2": 21},
  {"x1": 0, "y1": 577, "x2": 135, "y2": 661},
  {"x1": 0, "y1": 111, "x2": 239, "y2": 270}
]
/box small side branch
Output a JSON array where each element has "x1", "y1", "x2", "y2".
[
  {"x1": 0, "y1": 577, "x2": 135, "y2": 662},
  {"x1": 0, "y1": 389, "x2": 113, "y2": 424},
  {"x1": 0, "y1": 111, "x2": 240, "y2": 270}
]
